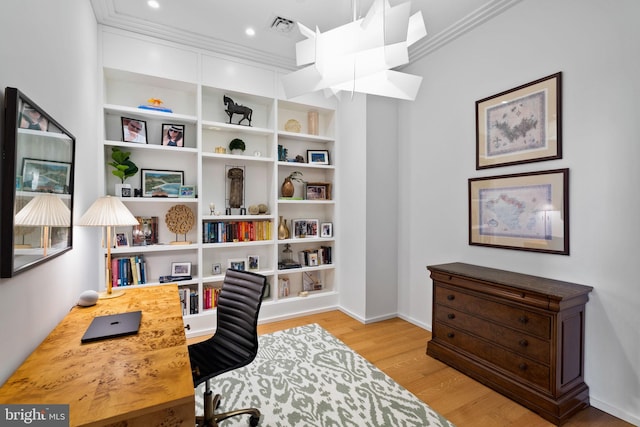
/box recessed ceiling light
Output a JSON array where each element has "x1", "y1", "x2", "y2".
[
  {"x1": 147, "y1": 0, "x2": 160, "y2": 9},
  {"x1": 245, "y1": 27, "x2": 256, "y2": 37}
]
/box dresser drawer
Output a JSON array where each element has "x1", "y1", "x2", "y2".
[
  {"x1": 433, "y1": 323, "x2": 550, "y2": 390},
  {"x1": 434, "y1": 304, "x2": 550, "y2": 363},
  {"x1": 434, "y1": 284, "x2": 551, "y2": 339}
]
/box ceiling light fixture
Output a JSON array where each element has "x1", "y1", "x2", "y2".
[
  {"x1": 282, "y1": 0, "x2": 427, "y2": 101},
  {"x1": 245, "y1": 27, "x2": 256, "y2": 37},
  {"x1": 147, "y1": 0, "x2": 160, "y2": 9}
]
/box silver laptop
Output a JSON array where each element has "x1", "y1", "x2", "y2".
[{"x1": 81, "y1": 311, "x2": 142, "y2": 343}]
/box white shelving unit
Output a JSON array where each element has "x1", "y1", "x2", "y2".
[{"x1": 99, "y1": 36, "x2": 339, "y2": 337}]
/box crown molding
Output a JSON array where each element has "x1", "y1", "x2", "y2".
[
  {"x1": 91, "y1": 0, "x2": 522, "y2": 71},
  {"x1": 409, "y1": 0, "x2": 523, "y2": 62}
]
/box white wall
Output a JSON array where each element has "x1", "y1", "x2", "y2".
[
  {"x1": 0, "y1": 0, "x2": 100, "y2": 384},
  {"x1": 397, "y1": 0, "x2": 639, "y2": 423}
]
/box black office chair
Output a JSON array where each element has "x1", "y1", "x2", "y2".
[{"x1": 188, "y1": 269, "x2": 267, "y2": 427}]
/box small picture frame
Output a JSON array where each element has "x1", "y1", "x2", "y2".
[
  {"x1": 228, "y1": 258, "x2": 246, "y2": 271},
  {"x1": 141, "y1": 169, "x2": 184, "y2": 197},
  {"x1": 115, "y1": 232, "x2": 129, "y2": 247},
  {"x1": 19, "y1": 102, "x2": 48, "y2": 131},
  {"x1": 161, "y1": 123, "x2": 185, "y2": 147},
  {"x1": 292, "y1": 219, "x2": 319, "y2": 238},
  {"x1": 307, "y1": 149, "x2": 330, "y2": 165},
  {"x1": 305, "y1": 182, "x2": 331, "y2": 200},
  {"x1": 321, "y1": 222, "x2": 333, "y2": 238},
  {"x1": 171, "y1": 262, "x2": 192, "y2": 277},
  {"x1": 247, "y1": 255, "x2": 260, "y2": 271},
  {"x1": 212, "y1": 263, "x2": 222, "y2": 275},
  {"x1": 179, "y1": 185, "x2": 196, "y2": 198},
  {"x1": 121, "y1": 117, "x2": 148, "y2": 144}
]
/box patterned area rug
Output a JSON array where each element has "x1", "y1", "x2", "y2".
[{"x1": 195, "y1": 323, "x2": 454, "y2": 426}]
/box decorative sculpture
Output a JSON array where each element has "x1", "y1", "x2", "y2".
[
  {"x1": 165, "y1": 204, "x2": 195, "y2": 245},
  {"x1": 227, "y1": 167, "x2": 244, "y2": 208},
  {"x1": 223, "y1": 95, "x2": 252, "y2": 126}
]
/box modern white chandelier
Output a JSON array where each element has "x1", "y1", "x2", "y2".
[{"x1": 282, "y1": 0, "x2": 427, "y2": 101}]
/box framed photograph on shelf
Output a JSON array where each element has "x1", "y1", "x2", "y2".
[
  {"x1": 305, "y1": 182, "x2": 331, "y2": 200},
  {"x1": 22, "y1": 158, "x2": 71, "y2": 194},
  {"x1": 115, "y1": 232, "x2": 128, "y2": 247},
  {"x1": 121, "y1": 117, "x2": 147, "y2": 144},
  {"x1": 171, "y1": 262, "x2": 192, "y2": 277},
  {"x1": 161, "y1": 123, "x2": 185, "y2": 147},
  {"x1": 212, "y1": 263, "x2": 222, "y2": 275},
  {"x1": 179, "y1": 185, "x2": 196, "y2": 198},
  {"x1": 19, "y1": 102, "x2": 48, "y2": 131},
  {"x1": 469, "y1": 168, "x2": 569, "y2": 255},
  {"x1": 476, "y1": 72, "x2": 561, "y2": 169},
  {"x1": 247, "y1": 255, "x2": 259, "y2": 271},
  {"x1": 228, "y1": 258, "x2": 246, "y2": 271},
  {"x1": 321, "y1": 222, "x2": 333, "y2": 238},
  {"x1": 307, "y1": 150, "x2": 329, "y2": 165},
  {"x1": 141, "y1": 169, "x2": 184, "y2": 197},
  {"x1": 292, "y1": 219, "x2": 319, "y2": 238}
]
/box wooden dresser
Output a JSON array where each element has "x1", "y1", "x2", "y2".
[{"x1": 426, "y1": 263, "x2": 593, "y2": 425}]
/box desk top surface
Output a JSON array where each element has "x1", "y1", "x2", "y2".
[{"x1": 0, "y1": 285, "x2": 194, "y2": 426}]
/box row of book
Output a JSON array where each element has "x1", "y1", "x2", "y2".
[
  {"x1": 179, "y1": 287, "x2": 199, "y2": 315},
  {"x1": 179, "y1": 286, "x2": 221, "y2": 315},
  {"x1": 202, "y1": 220, "x2": 272, "y2": 243},
  {"x1": 299, "y1": 246, "x2": 332, "y2": 266},
  {"x1": 112, "y1": 255, "x2": 148, "y2": 287}
]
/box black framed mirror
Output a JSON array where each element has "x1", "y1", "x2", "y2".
[{"x1": 1, "y1": 87, "x2": 76, "y2": 277}]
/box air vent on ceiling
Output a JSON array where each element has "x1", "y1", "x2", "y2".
[{"x1": 270, "y1": 16, "x2": 295, "y2": 33}]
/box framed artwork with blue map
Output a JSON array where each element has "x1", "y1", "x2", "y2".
[
  {"x1": 469, "y1": 169, "x2": 569, "y2": 255},
  {"x1": 476, "y1": 72, "x2": 562, "y2": 169}
]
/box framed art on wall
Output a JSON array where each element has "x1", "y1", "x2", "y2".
[
  {"x1": 469, "y1": 168, "x2": 569, "y2": 255},
  {"x1": 476, "y1": 72, "x2": 562, "y2": 169}
]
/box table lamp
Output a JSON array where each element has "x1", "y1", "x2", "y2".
[
  {"x1": 78, "y1": 195, "x2": 139, "y2": 299},
  {"x1": 14, "y1": 193, "x2": 71, "y2": 256}
]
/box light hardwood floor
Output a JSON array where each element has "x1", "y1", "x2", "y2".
[{"x1": 190, "y1": 310, "x2": 631, "y2": 426}]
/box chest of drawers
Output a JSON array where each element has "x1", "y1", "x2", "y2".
[{"x1": 426, "y1": 263, "x2": 593, "y2": 425}]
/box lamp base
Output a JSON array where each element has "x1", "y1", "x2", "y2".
[{"x1": 99, "y1": 289, "x2": 126, "y2": 299}]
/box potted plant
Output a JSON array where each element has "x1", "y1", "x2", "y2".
[
  {"x1": 228, "y1": 138, "x2": 246, "y2": 154},
  {"x1": 281, "y1": 171, "x2": 303, "y2": 198},
  {"x1": 109, "y1": 147, "x2": 138, "y2": 197}
]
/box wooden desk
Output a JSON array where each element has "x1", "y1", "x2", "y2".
[{"x1": 0, "y1": 285, "x2": 195, "y2": 426}]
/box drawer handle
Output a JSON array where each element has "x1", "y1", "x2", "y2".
[
  {"x1": 518, "y1": 316, "x2": 529, "y2": 324},
  {"x1": 518, "y1": 363, "x2": 528, "y2": 371},
  {"x1": 447, "y1": 313, "x2": 456, "y2": 320},
  {"x1": 447, "y1": 332, "x2": 455, "y2": 338},
  {"x1": 447, "y1": 294, "x2": 455, "y2": 301},
  {"x1": 519, "y1": 339, "x2": 529, "y2": 347}
]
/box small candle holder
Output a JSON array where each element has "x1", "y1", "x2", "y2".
[{"x1": 209, "y1": 203, "x2": 215, "y2": 215}]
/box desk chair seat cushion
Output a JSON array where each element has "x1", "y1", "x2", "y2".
[{"x1": 189, "y1": 269, "x2": 266, "y2": 386}]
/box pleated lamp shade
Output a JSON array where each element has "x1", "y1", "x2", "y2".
[
  {"x1": 78, "y1": 195, "x2": 138, "y2": 227},
  {"x1": 15, "y1": 194, "x2": 71, "y2": 227},
  {"x1": 78, "y1": 195, "x2": 139, "y2": 299}
]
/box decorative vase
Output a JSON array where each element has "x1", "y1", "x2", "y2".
[
  {"x1": 281, "y1": 178, "x2": 294, "y2": 198},
  {"x1": 278, "y1": 216, "x2": 290, "y2": 240}
]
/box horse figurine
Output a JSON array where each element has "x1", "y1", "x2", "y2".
[{"x1": 223, "y1": 95, "x2": 253, "y2": 126}]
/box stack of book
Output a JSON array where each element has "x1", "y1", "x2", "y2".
[
  {"x1": 179, "y1": 288, "x2": 199, "y2": 315},
  {"x1": 298, "y1": 246, "x2": 332, "y2": 266}
]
